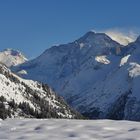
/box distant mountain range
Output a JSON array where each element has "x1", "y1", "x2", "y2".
[
  {"x1": 1, "y1": 31, "x2": 140, "y2": 121},
  {"x1": 0, "y1": 49, "x2": 27, "y2": 67}
]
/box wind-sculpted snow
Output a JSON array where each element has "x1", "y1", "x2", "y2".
[{"x1": 0, "y1": 119, "x2": 140, "y2": 140}]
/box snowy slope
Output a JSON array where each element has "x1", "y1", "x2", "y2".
[
  {"x1": 0, "y1": 119, "x2": 140, "y2": 140},
  {"x1": 13, "y1": 32, "x2": 140, "y2": 120},
  {"x1": 0, "y1": 49, "x2": 27, "y2": 67},
  {"x1": 14, "y1": 31, "x2": 123, "y2": 86},
  {"x1": 0, "y1": 63, "x2": 82, "y2": 119},
  {"x1": 105, "y1": 30, "x2": 136, "y2": 45}
]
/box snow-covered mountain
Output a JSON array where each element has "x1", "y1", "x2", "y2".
[
  {"x1": 105, "y1": 30, "x2": 136, "y2": 45},
  {"x1": 0, "y1": 49, "x2": 27, "y2": 67},
  {"x1": 13, "y1": 31, "x2": 140, "y2": 121},
  {"x1": 0, "y1": 63, "x2": 82, "y2": 119}
]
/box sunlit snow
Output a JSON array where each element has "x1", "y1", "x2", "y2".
[
  {"x1": 120, "y1": 54, "x2": 131, "y2": 66},
  {"x1": 0, "y1": 119, "x2": 140, "y2": 140},
  {"x1": 95, "y1": 55, "x2": 110, "y2": 64}
]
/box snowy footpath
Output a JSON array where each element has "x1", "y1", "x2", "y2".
[{"x1": 0, "y1": 119, "x2": 140, "y2": 140}]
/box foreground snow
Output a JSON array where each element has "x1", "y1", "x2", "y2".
[{"x1": 0, "y1": 119, "x2": 140, "y2": 140}]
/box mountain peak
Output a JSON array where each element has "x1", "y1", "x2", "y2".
[
  {"x1": 3, "y1": 48, "x2": 22, "y2": 56},
  {"x1": 0, "y1": 48, "x2": 27, "y2": 67},
  {"x1": 77, "y1": 31, "x2": 116, "y2": 43},
  {"x1": 84, "y1": 31, "x2": 96, "y2": 36}
]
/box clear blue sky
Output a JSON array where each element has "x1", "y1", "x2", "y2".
[{"x1": 0, "y1": 0, "x2": 140, "y2": 58}]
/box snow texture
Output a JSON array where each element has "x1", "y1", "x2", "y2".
[
  {"x1": 95, "y1": 55, "x2": 110, "y2": 64},
  {"x1": 0, "y1": 63, "x2": 80, "y2": 119},
  {"x1": 105, "y1": 30, "x2": 136, "y2": 45},
  {"x1": 0, "y1": 119, "x2": 140, "y2": 140}
]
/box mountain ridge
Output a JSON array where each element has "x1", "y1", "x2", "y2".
[
  {"x1": 11, "y1": 31, "x2": 140, "y2": 121},
  {"x1": 0, "y1": 63, "x2": 82, "y2": 119}
]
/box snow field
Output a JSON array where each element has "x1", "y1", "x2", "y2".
[{"x1": 0, "y1": 119, "x2": 140, "y2": 140}]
